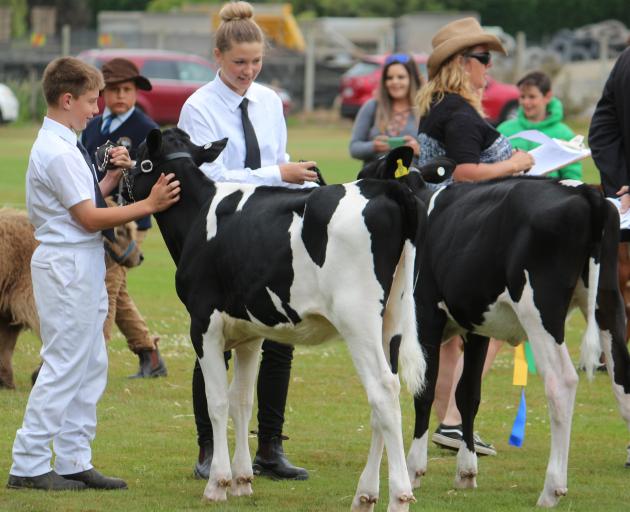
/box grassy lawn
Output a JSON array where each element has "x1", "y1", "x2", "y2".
[{"x1": 0, "y1": 117, "x2": 627, "y2": 512}]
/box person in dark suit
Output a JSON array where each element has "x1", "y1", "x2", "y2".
[
  {"x1": 589, "y1": 47, "x2": 630, "y2": 239},
  {"x1": 81, "y1": 58, "x2": 167, "y2": 378}
]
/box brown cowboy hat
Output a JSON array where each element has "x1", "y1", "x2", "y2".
[
  {"x1": 427, "y1": 17, "x2": 507, "y2": 79},
  {"x1": 102, "y1": 58, "x2": 152, "y2": 91}
]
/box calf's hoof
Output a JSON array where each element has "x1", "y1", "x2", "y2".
[
  {"x1": 536, "y1": 487, "x2": 567, "y2": 508},
  {"x1": 202, "y1": 478, "x2": 231, "y2": 502},
  {"x1": 409, "y1": 468, "x2": 425, "y2": 488},
  {"x1": 454, "y1": 471, "x2": 477, "y2": 489},
  {"x1": 386, "y1": 493, "x2": 415, "y2": 512},
  {"x1": 350, "y1": 493, "x2": 378, "y2": 511},
  {"x1": 229, "y1": 475, "x2": 253, "y2": 497}
]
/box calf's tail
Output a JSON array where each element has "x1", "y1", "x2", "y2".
[
  {"x1": 396, "y1": 239, "x2": 426, "y2": 397},
  {"x1": 579, "y1": 255, "x2": 601, "y2": 381}
]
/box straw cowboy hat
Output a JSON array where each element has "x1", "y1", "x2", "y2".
[
  {"x1": 427, "y1": 17, "x2": 507, "y2": 79},
  {"x1": 101, "y1": 58, "x2": 152, "y2": 91}
]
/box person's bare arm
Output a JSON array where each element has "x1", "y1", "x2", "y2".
[
  {"x1": 453, "y1": 150, "x2": 534, "y2": 182},
  {"x1": 70, "y1": 173, "x2": 180, "y2": 232}
]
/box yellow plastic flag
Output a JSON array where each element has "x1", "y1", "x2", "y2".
[{"x1": 512, "y1": 343, "x2": 528, "y2": 387}]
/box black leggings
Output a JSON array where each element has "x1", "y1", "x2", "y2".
[{"x1": 193, "y1": 340, "x2": 294, "y2": 447}]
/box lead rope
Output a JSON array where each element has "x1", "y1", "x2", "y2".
[{"x1": 121, "y1": 168, "x2": 135, "y2": 203}]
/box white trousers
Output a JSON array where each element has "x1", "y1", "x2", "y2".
[{"x1": 11, "y1": 243, "x2": 108, "y2": 477}]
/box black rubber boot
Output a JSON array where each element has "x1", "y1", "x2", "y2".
[
  {"x1": 193, "y1": 441, "x2": 213, "y2": 480},
  {"x1": 7, "y1": 470, "x2": 87, "y2": 491},
  {"x1": 252, "y1": 436, "x2": 308, "y2": 481},
  {"x1": 62, "y1": 468, "x2": 127, "y2": 490},
  {"x1": 129, "y1": 346, "x2": 168, "y2": 379}
]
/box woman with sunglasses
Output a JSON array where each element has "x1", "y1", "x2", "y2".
[
  {"x1": 417, "y1": 18, "x2": 533, "y2": 179},
  {"x1": 349, "y1": 53, "x2": 423, "y2": 166},
  {"x1": 415, "y1": 18, "x2": 534, "y2": 457}
]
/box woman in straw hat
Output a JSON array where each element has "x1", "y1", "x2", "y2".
[
  {"x1": 417, "y1": 17, "x2": 533, "y2": 178},
  {"x1": 416, "y1": 17, "x2": 534, "y2": 456}
]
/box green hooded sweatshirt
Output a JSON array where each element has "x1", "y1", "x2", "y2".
[{"x1": 497, "y1": 97, "x2": 582, "y2": 180}]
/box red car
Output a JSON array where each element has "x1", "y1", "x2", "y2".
[
  {"x1": 339, "y1": 54, "x2": 519, "y2": 125},
  {"x1": 77, "y1": 48, "x2": 292, "y2": 125}
]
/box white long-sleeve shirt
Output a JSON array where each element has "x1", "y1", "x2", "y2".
[{"x1": 178, "y1": 73, "x2": 315, "y2": 189}]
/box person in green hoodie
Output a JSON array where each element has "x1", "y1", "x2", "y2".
[{"x1": 498, "y1": 70, "x2": 582, "y2": 180}]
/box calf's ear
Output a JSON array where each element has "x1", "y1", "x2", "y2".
[
  {"x1": 384, "y1": 146, "x2": 414, "y2": 178},
  {"x1": 146, "y1": 129, "x2": 163, "y2": 157},
  {"x1": 194, "y1": 137, "x2": 228, "y2": 166}
]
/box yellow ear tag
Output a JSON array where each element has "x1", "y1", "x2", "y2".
[{"x1": 394, "y1": 158, "x2": 409, "y2": 178}]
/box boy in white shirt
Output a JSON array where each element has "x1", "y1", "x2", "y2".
[{"x1": 7, "y1": 57, "x2": 180, "y2": 491}]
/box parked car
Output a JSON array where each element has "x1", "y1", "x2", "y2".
[
  {"x1": 77, "y1": 48, "x2": 292, "y2": 125},
  {"x1": 339, "y1": 54, "x2": 519, "y2": 125},
  {"x1": 0, "y1": 83, "x2": 19, "y2": 123}
]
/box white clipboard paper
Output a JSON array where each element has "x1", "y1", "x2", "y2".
[
  {"x1": 606, "y1": 197, "x2": 630, "y2": 230},
  {"x1": 509, "y1": 130, "x2": 591, "y2": 176}
]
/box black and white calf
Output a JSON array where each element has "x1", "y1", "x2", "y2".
[
  {"x1": 127, "y1": 128, "x2": 427, "y2": 511},
  {"x1": 360, "y1": 147, "x2": 630, "y2": 507}
]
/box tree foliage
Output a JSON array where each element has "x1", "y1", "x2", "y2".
[
  {"x1": 0, "y1": 0, "x2": 28, "y2": 37},
  {"x1": 15, "y1": 0, "x2": 630, "y2": 40}
]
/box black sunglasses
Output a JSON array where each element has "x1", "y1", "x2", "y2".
[{"x1": 464, "y1": 51, "x2": 491, "y2": 66}]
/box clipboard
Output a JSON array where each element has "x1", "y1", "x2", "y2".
[{"x1": 509, "y1": 130, "x2": 591, "y2": 176}]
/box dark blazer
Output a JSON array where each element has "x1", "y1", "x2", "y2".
[
  {"x1": 589, "y1": 47, "x2": 630, "y2": 198},
  {"x1": 81, "y1": 108, "x2": 158, "y2": 230},
  {"x1": 82, "y1": 108, "x2": 158, "y2": 167}
]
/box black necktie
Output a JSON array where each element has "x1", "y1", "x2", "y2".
[
  {"x1": 239, "y1": 98, "x2": 261, "y2": 170},
  {"x1": 77, "y1": 139, "x2": 115, "y2": 241}
]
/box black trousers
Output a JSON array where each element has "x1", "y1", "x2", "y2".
[{"x1": 193, "y1": 340, "x2": 294, "y2": 447}]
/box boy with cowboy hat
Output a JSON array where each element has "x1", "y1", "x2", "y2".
[{"x1": 81, "y1": 58, "x2": 167, "y2": 379}]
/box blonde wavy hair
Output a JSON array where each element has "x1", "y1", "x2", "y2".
[{"x1": 416, "y1": 53, "x2": 484, "y2": 119}]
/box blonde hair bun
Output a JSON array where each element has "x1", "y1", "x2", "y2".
[{"x1": 219, "y1": 1, "x2": 254, "y2": 23}]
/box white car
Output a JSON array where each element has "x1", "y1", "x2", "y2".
[{"x1": 0, "y1": 83, "x2": 19, "y2": 123}]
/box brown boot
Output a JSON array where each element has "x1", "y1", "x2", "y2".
[{"x1": 129, "y1": 339, "x2": 167, "y2": 378}]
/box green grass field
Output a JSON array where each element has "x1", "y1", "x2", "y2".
[{"x1": 0, "y1": 117, "x2": 627, "y2": 512}]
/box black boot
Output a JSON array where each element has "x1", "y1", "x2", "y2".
[
  {"x1": 129, "y1": 344, "x2": 167, "y2": 379},
  {"x1": 193, "y1": 441, "x2": 213, "y2": 480},
  {"x1": 252, "y1": 436, "x2": 308, "y2": 480},
  {"x1": 62, "y1": 468, "x2": 127, "y2": 490},
  {"x1": 7, "y1": 470, "x2": 87, "y2": 491}
]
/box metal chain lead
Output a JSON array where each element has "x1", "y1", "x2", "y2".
[{"x1": 121, "y1": 168, "x2": 135, "y2": 203}]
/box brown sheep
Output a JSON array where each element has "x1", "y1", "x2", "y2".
[{"x1": 0, "y1": 204, "x2": 143, "y2": 389}]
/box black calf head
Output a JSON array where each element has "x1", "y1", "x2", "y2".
[
  {"x1": 125, "y1": 128, "x2": 227, "y2": 202},
  {"x1": 357, "y1": 146, "x2": 456, "y2": 185},
  {"x1": 358, "y1": 146, "x2": 415, "y2": 180}
]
